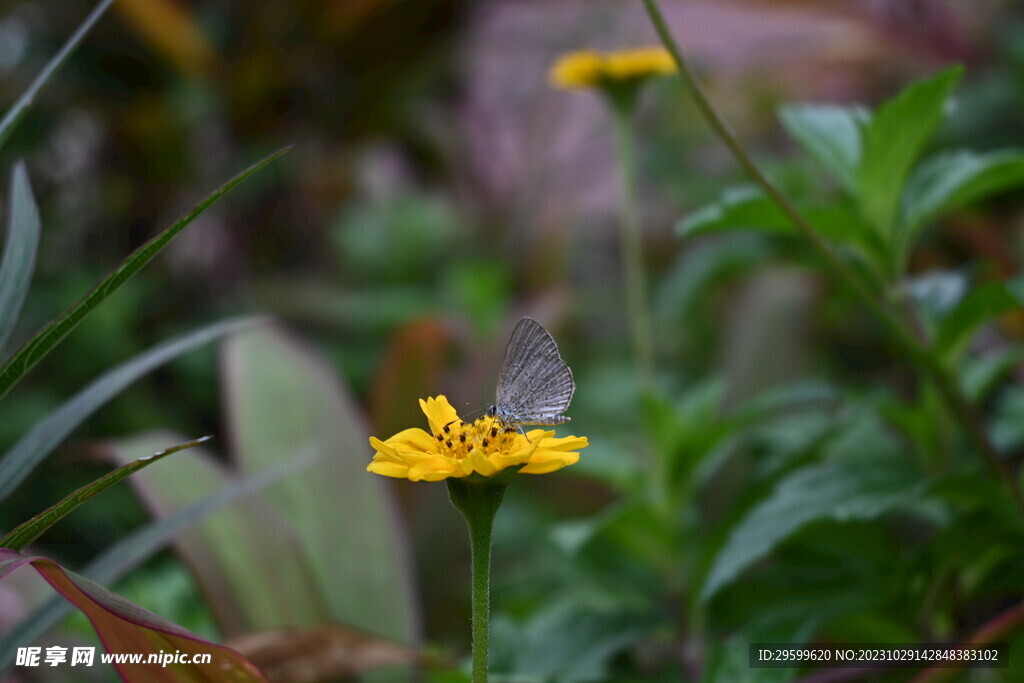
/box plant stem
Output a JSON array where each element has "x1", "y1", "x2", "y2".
[
  {"x1": 610, "y1": 102, "x2": 654, "y2": 389},
  {"x1": 640, "y1": 0, "x2": 1023, "y2": 512},
  {"x1": 911, "y1": 600, "x2": 1024, "y2": 683},
  {"x1": 448, "y1": 479, "x2": 507, "y2": 683}
]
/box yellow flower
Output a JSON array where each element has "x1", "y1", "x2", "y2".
[
  {"x1": 367, "y1": 396, "x2": 588, "y2": 482},
  {"x1": 549, "y1": 46, "x2": 676, "y2": 90}
]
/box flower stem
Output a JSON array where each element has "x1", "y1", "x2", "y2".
[
  {"x1": 640, "y1": 0, "x2": 1023, "y2": 512},
  {"x1": 447, "y1": 479, "x2": 508, "y2": 683},
  {"x1": 610, "y1": 98, "x2": 654, "y2": 390}
]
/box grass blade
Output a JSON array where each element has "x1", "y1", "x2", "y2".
[
  {"x1": 0, "y1": 162, "x2": 40, "y2": 351},
  {"x1": 0, "y1": 437, "x2": 210, "y2": 551},
  {"x1": 0, "y1": 0, "x2": 116, "y2": 153},
  {"x1": 0, "y1": 148, "x2": 288, "y2": 402},
  {"x1": 0, "y1": 447, "x2": 317, "y2": 670},
  {"x1": 0, "y1": 317, "x2": 256, "y2": 502}
]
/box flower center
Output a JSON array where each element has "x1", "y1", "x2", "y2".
[{"x1": 434, "y1": 416, "x2": 519, "y2": 459}]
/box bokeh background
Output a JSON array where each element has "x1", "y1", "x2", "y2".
[{"x1": 2, "y1": 0, "x2": 1023, "y2": 681}]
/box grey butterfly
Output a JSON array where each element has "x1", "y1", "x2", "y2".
[{"x1": 488, "y1": 317, "x2": 575, "y2": 426}]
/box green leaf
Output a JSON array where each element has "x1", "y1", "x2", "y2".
[
  {"x1": 0, "y1": 149, "x2": 288, "y2": 402},
  {"x1": 110, "y1": 431, "x2": 328, "y2": 634},
  {"x1": 778, "y1": 103, "x2": 868, "y2": 193},
  {"x1": 0, "y1": 162, "x2": 40, "y2": 352},
  {"x1": 678, "y1": 188, "x2": 881, "y2": 265},
  {"x1": 960, "y1": 348, "x2": 1024, "y2": 402},
  {"x1": 933, "y1": 275, "x2": 1024, "y2": 360},
  {"x1": 901, "y1": 149, "x2": 1024, "y2": 239},
  {"x1": 222, "y1": 325, "x2": 418, "y2": 643},
  {"x1": 858, "y1": 66, "x2": 964, "y2": 235},
  {"x1": 0, "y1": 437, "x2": 209, "y2": 551},
  {"x1": 0, "y1": 550, "x2": 267, "y2": 681},
  {"x1": 0, "y1": 447, "x2": 312, "y2": 671},
  {"x1": 0, "y1": 317, "x2": 255, "y2": 502},
  {"x1": 0, "y1": 0, "x2": 116, "y2": 153},
  {"x1": 678, "y1": 187, "x2": 791, "y2": 237},
  {"x1": 491, "y1": 600, "x2": 662, "y2": 682},
  {"x1": 700, "y1": 461, "x2": 927, "y2": 602}
]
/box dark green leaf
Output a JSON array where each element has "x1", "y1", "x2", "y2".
[
  {"x1": 0, "y1": 0, "x2": 115, "y2": 153},
  {"x1": 933, "y1": 276, "x2": 1024, "y2": 360},
  {"x1": 677, "y1": 188, "x2": 881, "y2": 267},
  {"x1": 678, "y1": 187, "x2": 791, "y2": 237},
  {"x1": 491, "y1": 600, "x2": 662, "y2": 682},
  {"x1": 0, "y1": 149, "x2": 288, "y2": 401},
  {"x1": 0, "y1": 317, "x2": 255, "y2": 502},
  {"x1": 700, "y1": 461, "x2": 927, "y2": 601},
  {"x1": 858, "y1": 66, "x2": 963, "y2": 235},
  {"x1": 0, "y1": 162, "x2": 40, "y2": 351},
  {"x1": 0, "y1": 437, "x2": 209, "y2": 551},
  {"x1": 902, "y1": 149, "x2": 1024, "y2": 240},
  {"x1": 778, "y1": 103, "x2": 868, "y2": 193},
  {"x1": 961, "y1": 349, "x2": 1023, "y2": 402}
]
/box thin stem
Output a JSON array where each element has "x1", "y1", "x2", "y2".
[
  {"x1": 911, "y1": 600, "x2": 1024, "y2": 683},
  {"x1": 467, "y1": 507, "x2": 494, "y2": 682},
  {"x1": 448, "y1": 479, "x2": 507, "y2": 683},
  {"x1": 640, "y1": 0, "x2": 1022, "y2": 512},
  {"x1": 610, "y1": 102, "x2": 654, "y2": 389}
]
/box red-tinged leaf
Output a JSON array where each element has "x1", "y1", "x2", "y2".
[{"x1": 0, "y1": 549, "x2": 267, "y2": 682}]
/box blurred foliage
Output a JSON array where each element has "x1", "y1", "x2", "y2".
[{"x1": 4, "y1": 0, "x2": 1024, "y2": 681}]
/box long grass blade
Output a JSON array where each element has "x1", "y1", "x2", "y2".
[
  {"x1": 0, "y1": 163, "x2": 40, "y2": 351},
  {"x1": 0, "y1": 0, "x2": 116, "y2": 153},
  {"x1": 0, "y1": 317, "x2": 258, "y2": 502},
  {"x1": 0, "y1": 148, "x2": 288, "y2": 402},
  {"x1": 0, "y1": 437, "x2": 211, "y2": 551},
  {"x1": 0, "y1": 448, "x2": 317, "y2": 670}
]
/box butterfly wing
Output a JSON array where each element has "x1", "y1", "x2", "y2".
[{"x1": 495, "y1": 317, "x2": 575, "y2": 424}]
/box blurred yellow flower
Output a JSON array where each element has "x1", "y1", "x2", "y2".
[
  {"x1": 367, "y1": 396, "x2": 588, "y2": 482},
  {"x1": 549, "y1": 46, "x2": 676, "y2": 90}
]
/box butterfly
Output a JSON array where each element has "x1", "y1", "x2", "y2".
[{"x1": 487, "y1": 317, "x2": 575, "y2": 427}]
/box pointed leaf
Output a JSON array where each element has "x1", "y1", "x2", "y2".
[
  {"x1": 700, "y1": 461, "x2": 927, "y2": 602},
  {"x1": 0, "y1": 437, "x2": 209, "y2": 551},
  {"x1": 0, "y1": 0, "x2": 116, "y2": 152},
  {"x1": 778, "y1": 103, "x2": 868, "y2": 194},
  {"x1": 223, "y1": 325, "x2": 418, "y2": 643},
  {"x1": 0, "y1": 163, "x2": 40, "y2": 352},
  {"x1": 0, "y1": 149, "x2": 288, "y2": 402},
  {"x1": 858, "y1": 66, "x2": 963, "y2": 235},
  {"x1": 0, "y1": 317, "x2": 256, "y2": 502},
  {"x1": 0, "y1": 550, "x2": 267, "y2": 682},
  {"x1": 902, "y1": 149, "x2": 1024, "y2": 239},
  {"x1": 934, "y1": 275, "x2": 1024, "y2": 361},
  {"x1": 678, "y1": 188, "x2": 882, "y2": 267},
  {"x1": 0, "y1": 448, "x2": 314, "y2": 671},
  {"x1": 111, "y1": 431, "x2": 327, "y2": 635}
]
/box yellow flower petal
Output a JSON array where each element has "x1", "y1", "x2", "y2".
[
  {"x1": 367, "y1": 395, "x2": 588, "y2": 482},
  {"x1": 549, "y1": 46, "x2": 676, "y2": 91},
  {"x1": 419, "y1": 395, "x2": 459, "y2": 435},
  {"x1": 366, "y1": 461, "x2": 411, "y2": 478}
]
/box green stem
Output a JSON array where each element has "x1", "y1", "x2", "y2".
[
  {"x1": 448, "y1": 479, "x2": 507, "y2": 683},
  {"x1": 640, "y1": 0, "x2": 1023, "y2": 513},
  {"x1": 610, "y1": 99, "x2": 654, "y2": 389}
]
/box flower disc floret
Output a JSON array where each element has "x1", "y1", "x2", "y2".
[{"x1": 367, "y1": 396, "x2": 588, "y2": 482}]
